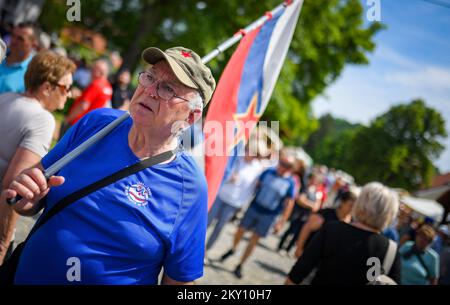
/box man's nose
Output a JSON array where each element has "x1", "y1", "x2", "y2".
[{"x1": 143, "y1": 81, "x2": 158, "y2": 98}]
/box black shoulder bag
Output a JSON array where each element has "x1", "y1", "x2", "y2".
[{"x1": 0, "y1": 148, "x2": 179, "y2": 285}]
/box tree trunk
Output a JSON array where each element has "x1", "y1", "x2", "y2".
[{"x1": 119, "y1": 0, "x2": 165, "y2": 74}]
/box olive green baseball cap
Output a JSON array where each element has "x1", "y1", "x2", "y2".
[{"x1": 142, "y1": 46, "x2": 216, "y2": 105}]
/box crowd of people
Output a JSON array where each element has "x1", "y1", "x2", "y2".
[
  {"x1": 0, "y1": 20, "x2": 215, "y2": 284},
  {"x1": 206, "y1": 147, "x2": 450, "y2": 285},
  {"x1": 0, "y1": 22, "x2": 136, "y2": 267},
  {"x1": 0, "y1": 21, "x2": 449, "y2": 286}
]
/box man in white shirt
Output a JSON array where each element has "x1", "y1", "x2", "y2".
[{"x1": 206, "y1": 145, "x2": 268, "y2": 253}]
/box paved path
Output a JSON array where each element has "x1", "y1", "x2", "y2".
[{"x1": 197, "y1": 220, "x2": 296, "y2": 285}]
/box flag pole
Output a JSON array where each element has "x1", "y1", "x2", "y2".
[{"x1": 201, "y1": 0, "x2": 296, "y2": 64}]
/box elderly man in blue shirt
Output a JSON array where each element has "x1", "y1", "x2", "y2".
[{"x1": 0, "y1": 22, "x2": 39, "y2": 94}]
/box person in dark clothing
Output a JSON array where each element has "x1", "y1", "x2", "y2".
[
  {"x1": 294, "y1": 190, "x2": 357, "y2": 258},
  {"x1": 277, "y1": 172, "x2": 320, "y2": 255},
  {"x1": 286, "y1": 182, "x2": 400, "y2": 285},
  {"x1": 111, "y1": 69, "x2": 133, "y2": 110}
]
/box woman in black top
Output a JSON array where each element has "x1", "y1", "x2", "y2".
[
  {"x1": 286, "y1": 182, "x2": 401, "y2": 285},
  {"x1": 294, "y1": 191, "x2": 356, "y2": 258}
]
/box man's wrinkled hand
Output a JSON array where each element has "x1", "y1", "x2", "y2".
[{"x1": 4, "y1": 168, "x2": 64, "y2": 214}]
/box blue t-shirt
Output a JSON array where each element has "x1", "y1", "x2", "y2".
[
  {"x1": 252, "y1": 168, "x2": 295, "y2": 215},
  {"x1": 382, "y1": 226, "x2": 400, "y2": 243},
  {"x1": 0, "y1": 54, "x2": 33, "y2": 94},
  {"x1": 15, "y1": 109, "x2": 208, "y2": 284},
  {"x1": 399, "y1": 241, "x2": 440, "y2": 285}
]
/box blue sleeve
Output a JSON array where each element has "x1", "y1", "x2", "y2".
[
  {"x1": 163, "y1": 179, "x2": 208, "y2": 282},
  {"x1": 287, "y1": 178, "x2": 296, "y2": 199},
  {"x1": 428, "y1": 251, "x2": 440, "y2": 278},
  {"x1": 399, "y1": 242, "x2": 412, "y2": 255}
]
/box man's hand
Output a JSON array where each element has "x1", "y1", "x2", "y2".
[
  {"x1": 273, "y1": 221, "x2": 284, "y2": 235},
  {"x1": 3, "y1": 168, "x2": 65, "y2": 216}
]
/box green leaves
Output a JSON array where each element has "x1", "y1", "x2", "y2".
[
  {"x1": 306, "y1": 100, "x2": 447, "y2": 191},
  {"x1": 39, "y1": 0, "x2": 381, "y2": 144}
]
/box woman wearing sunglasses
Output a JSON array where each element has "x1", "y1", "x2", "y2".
[{"x1": 0, "y1": 50, "x2": 75, "y2": 265}]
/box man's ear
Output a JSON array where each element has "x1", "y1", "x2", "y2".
[
  {"x1": 31, "y1": 35, "x2": 39, "y2": 50},
  {"x1": 41, "y1": 81, "x2": 52, "y2": 96},
  {"x1": 187, "y1": 109, "x2": 202, "y2": 125}
]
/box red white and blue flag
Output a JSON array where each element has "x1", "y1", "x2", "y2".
[{"x1": 204, "y1": 0, "x2": 303, "y2": 210}]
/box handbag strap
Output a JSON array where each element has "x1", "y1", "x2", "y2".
[
  {"x1": 414, "y1": 251, "x2": 431, "y2": 280},
  {"x1": 26, "y1": 147, "x2": 181, "y2": 239},
  {"x1": 382, "y1": 239, "x2": 397, "y2": 275}
]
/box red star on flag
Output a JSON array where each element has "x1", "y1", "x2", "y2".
[
  {"x1": 227, "y1": 93, "x2": 261, "y2": 153},
  {"x1": 181, "y1": 51, "x2": 192, "y2": 58}
]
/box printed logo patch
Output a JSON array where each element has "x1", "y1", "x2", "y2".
[{"x1": 125, "y1": 182, "x2": 152, "y2": 206}]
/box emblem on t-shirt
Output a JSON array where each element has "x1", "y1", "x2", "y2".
[{"x1": 125, "y1": 182, "x2": 152, "y2": 206}]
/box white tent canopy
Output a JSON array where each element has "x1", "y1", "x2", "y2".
[
  {"x1": 401, "y1": 196, "x2": 444, "y2": 223},
  {"x1": 415, "y1": 185, "x2": 450, "y2": 201}
]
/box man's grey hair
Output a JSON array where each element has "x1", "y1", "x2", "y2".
[
  {"x1": 352, "y1": 182, "x2": 399, "y2": 231},
  {"x1": 188, "y1": 91, "x2": 203, "y2": 110},
  {"x1": 171, "y1": 91, "x2": 203, "y2": 139}
]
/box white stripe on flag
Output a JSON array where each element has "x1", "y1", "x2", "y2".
[{"x1": 261, "y1": 0, "x2": 303, "y2": 111}]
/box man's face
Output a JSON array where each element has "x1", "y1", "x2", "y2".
[
  {"x1": 40, "y1": 73, "x2": 73, "y2": 112},
  {"x1": 340, "y1": 199, "x2": 355, "y2": 215},
  {"x1": 276, "y1": 158, "x2": 293, "y2": 176},
  {"x1": 118, "y1": 71, "x2": 130, "y2": 85},
  {"x1": 9, "y1": 27, "x2": 36, "y2": 57},
  {"x1": 129, "y1": 61, "x2": 199, "y2": 137},
  {"x1": 415, "y1": 232, "x2": 433, "y2": 251},
  {"x1": 91, "y1": 61, "x2": 106, "y2": 79}
]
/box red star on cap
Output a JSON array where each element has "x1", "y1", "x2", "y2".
[{"x1": 181, "y1": 51, "x2": 192, "y2": 58}]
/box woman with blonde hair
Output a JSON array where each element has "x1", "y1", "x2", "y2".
[
  {"x1": 286, "y1": 182, "x2": 401, "y2": 285},
  {"x1": 0, "y1": 50, "x2": 75, "y2": 264}
]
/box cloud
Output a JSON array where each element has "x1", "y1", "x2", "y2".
[
  {"x1": 312, "y1": 46, "x2": 450, "y2": 173},
  {"x1": 386, "y1": 65, "x2": 450, "y2": 92},
  {"x1": 375, "y1": 45, "x2": 419, "y2": 69}
]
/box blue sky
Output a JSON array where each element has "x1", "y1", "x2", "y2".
[{"x1": 312, "y1": 0, "x2": 450, "y2": 173}]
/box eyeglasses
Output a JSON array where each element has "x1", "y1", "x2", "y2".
[
  {"x1": 53, "y1": 83, "x2": 72, "y2": 95},
  {"x1": 138, "y1": 71, "x2": 190, "y2": 102}
]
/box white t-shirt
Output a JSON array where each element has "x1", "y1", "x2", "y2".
[
  {"x1": 218, "y1": 158, "x2": 266, "y2": 208},
  {"x1": 0, "y1": 92, "x2": 55, "y2": 185}
]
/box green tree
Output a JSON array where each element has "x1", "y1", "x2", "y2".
[
  {"x1": 341, "y1": 100, "x2": 447, "y2": 191},
  {"x1": 304, "y1": 114, "x2": 361, "y2": 168},
  {"x1": 39, "y1": 0, "x2": 382, "y2": 143}
]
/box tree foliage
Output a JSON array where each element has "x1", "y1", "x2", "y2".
[
  {"x1": 38, "y1": 0, "x2": 382, "y2": 143},
  {"x1": 347, "y1": 100, "x2": 447, "y2": 190},
  {"x1": 304, "y1": 113, "x2": 361, "y2": 168},
  {"x1": 306, "y1": 100, "x2": 447, "y2": 191}
]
